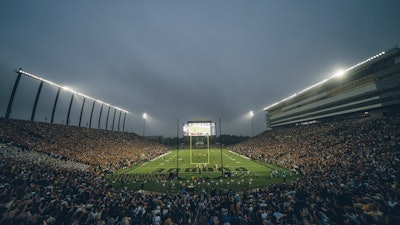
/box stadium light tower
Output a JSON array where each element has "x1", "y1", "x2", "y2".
[
  {"x1": 142, "y1": 113, "x2": 147, "y2": 137},
  {"x1": 249, "y1": 110, "x2": 254, "y2": 137}
]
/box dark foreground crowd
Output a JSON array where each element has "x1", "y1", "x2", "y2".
[{"x1": 0, "y1": 113, "x2": 399, "y2": 225}]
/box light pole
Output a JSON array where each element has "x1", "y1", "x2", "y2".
[
  {"x1": 219, "y1": 116, "x2": 223, "y2": 178},
  {"x1": 249, "y1": 111, "x2": 254, "y2": 137},
  {"x1": 142, "y1": 113, "x2": 147, "y2": 137},
  {"x1": 176, "y1": 118, "x2": 179, "y2": 178}
]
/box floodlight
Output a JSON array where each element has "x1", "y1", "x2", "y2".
[
  {"x1": 62, "y1": 86, "x2": 74, "y2": 93},
  {"x1": 334, "y1": 69, "x2": 345, "y2": 77},
  {"x1": 249, "y1": 111, "x2": 254, "y2": 117},
  {"x1": 143, "y1": 113, "x2": 147, "y2": 119}
]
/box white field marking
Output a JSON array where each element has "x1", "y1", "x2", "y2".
[
  {"x1": 228, "y1": 150, "x2": 250, "y2": 160},
  {"x1": 150, "y1": 151, "x2": 172, "y2": 161}
]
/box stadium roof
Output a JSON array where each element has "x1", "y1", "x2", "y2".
[
  {"x1": 263, "y1": 49, "x2": 391, "y2": 111},
  {"x1": 15, "y1": 68, "x2": 129, "y2": 113}
]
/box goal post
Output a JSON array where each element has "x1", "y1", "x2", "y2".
[
  {"x1": 189, "y1": 135, "x2": 210, "y2": 164},
  {"x1": 183, "y1": 120, "x2": 216, "y2": 165}
]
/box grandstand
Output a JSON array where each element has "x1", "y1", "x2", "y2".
[{"x1": 264, "y1": 46, "x2": 400, "y2": 128}]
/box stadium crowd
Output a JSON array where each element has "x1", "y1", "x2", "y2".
[
  {"x1": 232, "y1": 113, "x2": 400, "y2": 225},
  {"x1": 0, "y1": 144, "x2": 196, "y2": 225},
  {"x1": 0, "y1": 112, "x2": 399, "y2": 225},
  {"x1": 0, "y1": 119, "x2": 168, "y2": 171}
]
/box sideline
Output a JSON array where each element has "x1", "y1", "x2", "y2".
[
  {"x1": 228, "y1": 149, "x2": 250, "y2": 160},
  {"x1": 149, "y1": 151, "x2": 172, "y2": 162}
]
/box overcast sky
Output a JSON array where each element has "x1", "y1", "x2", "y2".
[{"x1": 1, "y1": 1, "x2": 399, "y2": 137}]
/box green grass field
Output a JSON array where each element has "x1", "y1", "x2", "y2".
[{"x1": 108, "y1": 149, "x2": 300, "y2": 193}]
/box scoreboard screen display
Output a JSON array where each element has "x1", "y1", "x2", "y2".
[{"x1": 183, "y1": 121, "x2": 216, "y2": 136}]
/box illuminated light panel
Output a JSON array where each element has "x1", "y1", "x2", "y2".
[
  {"x1": 263, "y1": 51, "x2": 386, "y2": 111},
  {"x1": 334, "y1": 69, "x2": 346, "y2": 77},
  {"x1": 15, "y1": 69, "x2": 129, "y2": 113}
]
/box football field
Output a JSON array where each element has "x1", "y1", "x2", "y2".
[
  {"x1": 109, "y1": 149, "x2": 299, "y2": 192},
  {"x1": 126, "y1": 148, "x2": 270, "y2": 178}
]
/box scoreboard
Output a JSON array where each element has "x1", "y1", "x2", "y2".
[{"x1": 183, "y1": 121, "x2": 216, "y2": 136}]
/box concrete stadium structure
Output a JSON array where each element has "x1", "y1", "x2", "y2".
[{"x1": 264, "y1": 46, "x2": 400, "y2": 129}]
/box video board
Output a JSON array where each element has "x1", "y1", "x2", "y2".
[{"x1": 183, "y1": 121, "x2": 216, "y2": 136}]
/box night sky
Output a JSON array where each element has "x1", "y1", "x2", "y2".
[{"x1": 1, "y1": 1, "x2": 399, "y2": 137}]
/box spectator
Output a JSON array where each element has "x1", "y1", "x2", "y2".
[{"x1": 0, "y1": 111, "x2": 399, "y2": 225}]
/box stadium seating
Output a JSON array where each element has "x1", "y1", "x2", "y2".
[{"x1": 0, "y1": 113, "x2": 399, "y2": 224}]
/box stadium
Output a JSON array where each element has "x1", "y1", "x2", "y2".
[{"x1": 1, "y1": 46, "x2": 399, "y2": 225}]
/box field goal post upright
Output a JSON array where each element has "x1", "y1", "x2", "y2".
[
  {"x1": 189, "y1": 134, "x2": 210, "y2": 165},
  {"x1": 183, "y1": 120, "x2": 216, "y2": 165}
]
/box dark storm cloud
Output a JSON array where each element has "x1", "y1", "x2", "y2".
[{"x1": 1, "y1": 0, "x2": 400, "y2": 137}]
